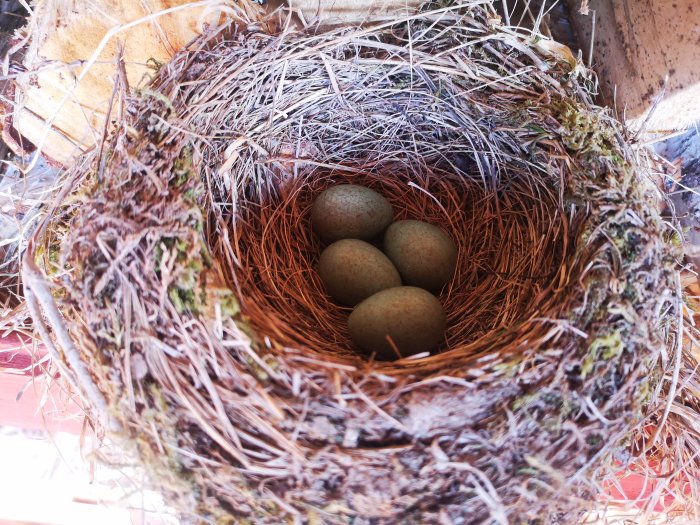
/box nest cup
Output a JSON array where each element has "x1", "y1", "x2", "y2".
[
  {"x1": 238, "y1": 165, "x2": 565, "y2": 360},
  {"x1": 24, "y1": 2, "x2": 699, "y2": 523}
]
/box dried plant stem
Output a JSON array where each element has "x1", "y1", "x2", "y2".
[{"x1": 23, "y1": 243, "x2": 119, "y2": 432}]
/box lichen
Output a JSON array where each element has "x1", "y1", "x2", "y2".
[{"x1": 582, "y1": 331, "x2": 623, "y2": 378}]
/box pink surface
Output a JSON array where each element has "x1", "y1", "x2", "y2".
[
  {"x1": 605, "y1": 463, "x2": 692, "y2": 512},
  {"x1": 0, "y1": 332, "x2": 45, "y2": 376},
  {"x1": 0, "y1": 372, "x2": 85, "y2": 434},
  {"x1": 1, "y1": 333, "x2": 84, "y2": 434}
]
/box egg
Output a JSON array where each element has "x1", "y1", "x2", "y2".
[
  {"x1": 348, "y1": 286, "x2": 446, "y2": 360},
  {"x1": 383, "y1": 220, "x2": 457, "y2": 292},
  {"x1": 318, "y1": 239, "x2": 401, "y2": 306},
  {"x1": 311, "y1": 184, "x2": 393, "y2": 243}
]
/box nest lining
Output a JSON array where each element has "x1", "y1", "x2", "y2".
[
  {"x1": 234, "y1": 166, "x2": 567, "y2": 363},
  {"x1": 22, "y1": 2, "x2": 700, "y2": 524}
]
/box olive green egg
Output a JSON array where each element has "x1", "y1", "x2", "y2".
[
  {"x1": 311, "y1": 184, "x2": 393, "y2": 243},
  {"x1": 383, "y1": 220, "x2": 457, "y2": 292},
  {"x1": 348, "y1": 286, "x2": 446, "y2": 360},
  {"x1": 318, "y1": 239, "x2": 402, "y2": 306}
]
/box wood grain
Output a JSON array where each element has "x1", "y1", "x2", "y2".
[
  {"x1": 565, "y1": 0, "x2": 700, "y2": 131},
  {"x1": 11, "y1": 0, "x2": 260, "y2": 164},
  {"x1": 289, "y1": 0, "x2": 421, "y2": 24}
]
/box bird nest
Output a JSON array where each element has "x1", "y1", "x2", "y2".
[{"x1": 23, "y1": 2, "x2": 700, "y2": 523}]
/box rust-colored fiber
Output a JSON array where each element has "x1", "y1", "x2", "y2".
[{"x1": 234, "y1": 167, "x2": 567, "y2": 364}]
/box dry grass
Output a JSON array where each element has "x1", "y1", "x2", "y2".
[{"x1": 13, "y1": 1, "x2": 700, "y2": 523}]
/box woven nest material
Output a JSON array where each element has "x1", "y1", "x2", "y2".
[{"x1": 23, "y1": 2, "x2": 700, "y2": 523}]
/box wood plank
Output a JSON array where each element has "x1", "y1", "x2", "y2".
[
  {"x1": 565, "y1": 0, "x2": 700, "y2": 131},
  {"x1": 288, "y1": 0, "x2": 421, "y2": 25},
  {"x1": 11, "y1": 0, "x2": 264, "y2": 164}
]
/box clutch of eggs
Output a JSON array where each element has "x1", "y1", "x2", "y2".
[{"x1": 312, "y1": 183, "x2": 457, "y2": 360}]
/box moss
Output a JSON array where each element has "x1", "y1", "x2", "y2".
[
  {"x1": 620, "y1": 230, "x2": 643, "y2": 263},
  {"x1": 585, "y1": 433, "x2": 603, "y2": 447},
  {"x1": 322, "y1": 502, "x2": 353, "y2": 520},
  {"x1": 170, "y1": 285, "x2": 198, "y2": 314},
  {"x1": 571, "y1": 271, "x2": 609, "y2": 327},
  {"x1": 663, "y1": 229, "x2": 683, "y2": 249},
  {"x1": 132, "y1": 384, "x2": 192, "y2": 482},
  {"x1": 152, "y1": 231, "x2": 216, "y2": 315},
  {"x1": 493, "y1": 358, "x2": 521, "y2": 378},
  {"x1": 549, "y1": 99, "x2": 617, "y2": 159},
  {"x1": 512, "y1": 393, "x2": 538, "y2": 411},
  {"x1": 391, "y1": 78, "x2": 411, "y2": 90},
  {"x1": 137, "y1": 88, "x2": 176, "y2": 113},
  {"x1": 33, "y1": 241, "x2": 65, "y2": 284},
  {"x1": 215, "y1": 288, "x2": 240, "y2": 317},
  {"x1": 172, "y1": 147, "x2": 194, "y2": 188},
  {"x1": 154, "y1": 237, "x2": 185, "y2": 270},
  {"x1": 184, "y1": 186, "x2": 204, "y2": 202},
  {"x1": 246, "y1": 355, "x2": 269, "y2": 382},
  {"x1": 526, "y1": 124, "x2": 548, "y2": 135},
  {"x1": 622, "y1": 282, "x2": 637, "y2": 302},
  {"x1": 581, "y1": 331, "x2": 623, "y2": 378},
  {"x1": 635, "y1": 376, "x2": 652, "y2": 409},
  {"x1": 541, "y1": 417, "x2": 562, "y2": 435}
]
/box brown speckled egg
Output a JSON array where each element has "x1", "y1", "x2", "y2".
[
  {"x1": 311, "y1": 184, "x2": 393, "y2": 243},
  {"x1": 318, "y1": 239, "x2": 401, "y2": 306},
  {"x1": 348, "y1": 286, "x2": 446, "y2": 360},
  {"x1": 383, "y1": 220, "x2": 457, "y2": 292}
]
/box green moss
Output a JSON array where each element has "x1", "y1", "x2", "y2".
[
  {"x1": 493, "y1": 358, "x2": 521, "y2": 377},
  {"x1": 585, "y1": 433, "x2": 603, "y2": 447},
  {"x1": 635, "y1": 377, "x2": 652, "y2": 409},
  {"x1": 512, "y1": 393, "x2": 537, "y2": 411},
  {"x1": 138, "y1": 88, "x2": 176, "y2": 113},
  {"x1": 618, "y1": 229, "x2": 643, "y2": 263},
  {"x1": 541, "y1": 417, "x2": 562, "y2": 435},
  {"x1": 581, "y1": 331, "x2": 623, "y2": 378},
  {"x1": 526, "y1": 124, "x2": 548, "y2": 135},
  {"x1": 152, "y1": 233, "x2": 211, "y2": 314},
  {"x1": 216, "y1": 289, "x2": 240, "y2": 317},
  {"x1": 663, "y1": 229, "x2": 683, "y2": 249},
  {"x1": 551, "y1": 99, "x2": 617, "y2": 159},
  {"x1": 245, "y1": 355, "x2": 269, "y2": 382},
  {"x1": 172, "y1": 147, "x2": 194, "y2": 188},
  {"x1": 184, "y1": 186, "x2": 204, "y2": 202},
  {"x1": 130, "y1": 384, "x2": 193, "y2": 487},
  {"x1": 170, "y1": 285, "x2": 198, "y2": 314},
  {"x1": 154, "y1": 237, "x2": 189, "y2": 271}
]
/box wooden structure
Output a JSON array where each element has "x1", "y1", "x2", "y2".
[
  {"x1": 565, "y1": 0, "x2": 700, "y2": 131},
  {"x1": 9, "y1": 0, "x2": 263, "y2": 164},
  {"x1": 289, "y1": 0, "x2": 421, "y2": 24}
]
